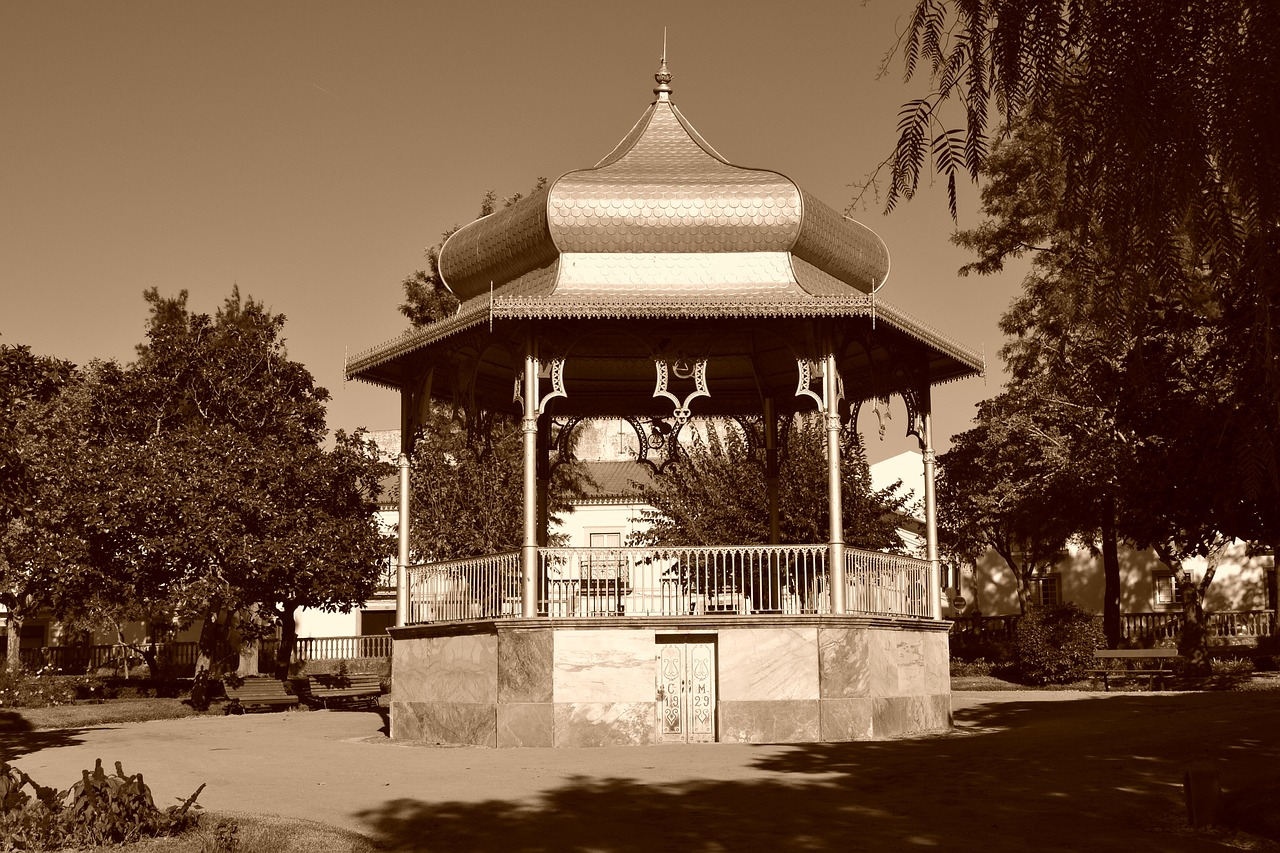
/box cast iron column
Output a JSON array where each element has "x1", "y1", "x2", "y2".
[
  {"x1": 521, "y1": 334, "x2": 539, "y2": 617},
  {"x1": 396, "y1": 451, "x2": 411, "y2": 627},
  {"x1": 920, "y1": 388, "x2": 942, "y2": 619},
  {"x1": 825, "y1": 349, "x2": 846, "y2": 614}
]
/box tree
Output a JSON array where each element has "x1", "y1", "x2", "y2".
[
  {"x1": 631, "y1": 417, "x2": 910, "y2": 552},
  {"x1": 877, "y1": 0, "x2": 1280, "y2": 567},
  {"x1": 57, "y1": 289, "x2": 392, "y2": 678},
  {"x1": 936, "y1": 394, "x2": 1081, "y2": 615},
  {"x1": 407, "y1": 407, "x2": 585, "y2": 561},
  {"x1": 0, "y1": 342, "x2": 76, "y2": 672},
  {"x1": 951, "y1": 112, "x2": 1246, "y2": 657}
]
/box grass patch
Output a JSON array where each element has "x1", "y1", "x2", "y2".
[
  {"x1": 10, "y1": 698, "x2": 211, "y2": 730},
  {"x1": 116, "y1": 812, "x2": 378, "y2": 852}
]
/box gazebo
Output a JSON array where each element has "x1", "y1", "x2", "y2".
[{"x1": 346, "y1": 61, "x2": 982, "y2": 747}]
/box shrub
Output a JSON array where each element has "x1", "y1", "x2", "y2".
[
  {"x1": 1010, "y1": 603, "x2": 1105, "y2": 685},
  {"x1": 949, "y1": 658, "x2": 995, "y2": 677},
  {"x1": 0, "y1": 669, "x2": 80, "y2": 709},
  {"x1": 0, "y1": 758, "x2": 203, "y2": 850}
]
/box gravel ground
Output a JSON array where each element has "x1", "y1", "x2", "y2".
[{"x1": 4, "y1": 688, "x2": 1279, "y2": 851}]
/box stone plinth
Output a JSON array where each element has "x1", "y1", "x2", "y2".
[{"x1": 387, "y1": 616, "x2": 950, "y2": 747}]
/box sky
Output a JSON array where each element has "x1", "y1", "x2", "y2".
[{"x1": 1, "y1": 1, "x2": 1024, "y2": 463}]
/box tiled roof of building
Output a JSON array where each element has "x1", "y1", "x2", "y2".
[{"x1": 578, "y1": 460, "x2": 656, "y2": 502}]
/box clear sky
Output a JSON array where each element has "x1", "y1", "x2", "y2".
[{"x1": 1, "y1": 1, "x2": 1022, "y2": 463}]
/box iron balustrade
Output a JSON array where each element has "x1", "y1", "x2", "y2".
[
  {"x1": 406, "y1": 551, "x2": 522, "y2": 623},
  {"x1": 538, "y1": 544, "x2": 830, "y2": 617},
  {"x1": 403, "y1": 545, "x2": 938, "y2": 623},
  {"x1": 845, "y1": 549, "x2": 934, "y2": 618}
]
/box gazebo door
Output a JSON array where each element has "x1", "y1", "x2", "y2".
[{"x1": 656, "y1": 635, "x2": 716, "y2": 743}]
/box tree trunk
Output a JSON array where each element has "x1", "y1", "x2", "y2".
[
  {"x1": 1100, "y1": 498, "x2": 1122, "y2": 648},
  {"x1": 1179, "y1": 583, "x2": 1211, "y2": 676},
  {"x1": 1177, "y1": 541, "x2": 1224, "y2": 677},
  {"x1": 196, "y1": 609, "x2": 232, "y2": 677},
  {"x1": 4, "y1": 610, "x2": 21, "y2": 674},
  {"x1": 274, "y1": 602, "x2": 299, "y2": 680}
]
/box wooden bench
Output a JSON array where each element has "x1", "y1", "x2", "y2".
[
  {"x1": 223, "y1": 677, "x2": 299, "y2": 714},
  {"x1": 1088, "y1": 649, "x2": 1179, "y2": 691},
  {"x1": 300, "y1": 673, "x2": 383, "y2": 709}
]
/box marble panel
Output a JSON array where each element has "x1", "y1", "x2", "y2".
[
  {"x1": 892, "y1": 634, "x2": 928, "y2": 695},
  {"x1": 718, "y1": 627, "x2": 819, "y2": 701},
  {"x1": 924, "y1": 632, "x2": 951, "y2": 694},
  {"x1": 818, "y1": 627, "x2": 870, "y2": 698},
  {"x1": 498, "y1": 628, "x2": 553, "y2": 704},
  {"x1": 553, "y1": 629, "x2": 657, "y2": 703},
  {"x1": 872, "y1": 694, "x2": 950, "y2": 738},
  {"x1": 395, "y1": 701, "x2": 496, "y2": 747},
  {"x1": 389, "y1": 701, "x2": 422, "y2": 741},
  {"x1": 863, "y1": 630, "x2": 900, "y2": 697},
  {"x1": 718, "y1": 699, "x2": 821, "y2": 744},
  {"x1": 553, "y1": 702, "x2": 657, "y2": 747},
  {"x1": 819, "y1": 697, "x2": 874, "y2": 741},
  {"x1": 394, "y1": 634, "x2": 498, "y2": 704},
  {"x1": 497, "y1": 702, "x2": 554, "y2": 748}
]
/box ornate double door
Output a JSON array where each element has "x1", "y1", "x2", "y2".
[{"x1": 657, "y1": 634, "x2": 717, "y2": 743}]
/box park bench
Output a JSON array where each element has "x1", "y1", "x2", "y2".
[
  {"x1": 1088, "y1": 648, "x2": 1179, "y2": 691},
  {"x1": 298, "y1": 673, "x2": 384, "y2": 709},
  {"x1": 223, "y1": 677, "x2": 299, "y2": 714}
]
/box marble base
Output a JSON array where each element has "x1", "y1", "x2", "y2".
[{"x1": 387, "y1": 616, "x2": 952, "y2": 747}]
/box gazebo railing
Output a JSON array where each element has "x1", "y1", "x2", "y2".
[
  {"x1": 846, "y1": 549, "x2": 933, "y2": 618},
  {"x1": 406, "y1": 551, "x2": 521, "y2": 624},
  {"x1": 538, "y1": 544, "x2": 830, "y2": 617},
  {"x1": 405, "y1": 545, "x2": 936, "y2": 624}
]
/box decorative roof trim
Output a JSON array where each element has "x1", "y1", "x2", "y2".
[
  {"x1": 870, "y1": 299, "x2": 985, "y2": 372},
  {"x1": 346, "y1": 288, "x2": 983, "y2": 385}
]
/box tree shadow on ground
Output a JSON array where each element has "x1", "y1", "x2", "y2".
[
  {"x1": 0, "y1": 710, "x2": 93, "y2": 762},
  {"x1": 355, "y1": 692, "x2": 1280, "y2": 852}
]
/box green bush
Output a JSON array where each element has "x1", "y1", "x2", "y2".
[
  {"x1": 0, "y1": 758, "x2": 203, "y2": 850},
  {"x1": 949, "y1": 658, "x2": 995, "y2": 677},
  {"x1": 0, "y1": 669, "x2": 80, "y2": 709},
  {"x1": 1010, "y1": 603, "x2": 1105, "y2": 685}
]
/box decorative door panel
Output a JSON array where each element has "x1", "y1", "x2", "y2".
[{"x1": 657, "y1": 635, "x2": 717, "y2": 743}]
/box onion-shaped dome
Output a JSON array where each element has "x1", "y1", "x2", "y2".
[{"x1": 437, "y1": 61, "x2": 890, "y2": 309}]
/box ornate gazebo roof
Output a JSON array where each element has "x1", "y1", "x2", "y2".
[{"x1": 347, "y1": 62, "x2": 982, "y2": 415}]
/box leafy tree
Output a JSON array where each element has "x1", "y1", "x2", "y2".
[
  {"x1": 0, "y1": 342, "x2": 76, "y2": 672},
  {"x1": 57, "y1": 289, "x2": 392, "y2": 677},
  {"x1": 631, "y1": 417, "x2": 910, "y2": 552},
  {"x1": 950, "y1": 113, "x2": 1246, "y2": 659},
  {"x1": 407, "y1": 407, "x2": 585, "y2": 561},
  {"x1": 936, "y1": 393, "x2": 1081, "y2": 614},
  {"x1": 878, "y1": 1, "x2": 1277, "y2": 291},
  {"x1": 876, "y1": 0, "x2": 1280, "y2": 575}
]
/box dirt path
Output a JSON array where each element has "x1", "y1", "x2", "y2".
[{"x1": 6, "y1": 691, "x2": 1278, "y2": 851}]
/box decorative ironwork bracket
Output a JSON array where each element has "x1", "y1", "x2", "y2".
[
  {"x1": 795, "y1": 357, "x2": 844, "y2": 415},
  {"x1": 623, "y1": 415, "x2": 686, "y2": 474},
  {"x1": 548, "y1": 415, "x2": 585, "y2": 474},
  {"x1": 653, "y1": 357, "x2": 709, "y2": 425},
  {"x1": 513, "y1": 356, "x2": 567, "y2": 417}
]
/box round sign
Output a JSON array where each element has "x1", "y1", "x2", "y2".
[{"x1": 950, "y1": 595, "x2": 967, "y2": 610}]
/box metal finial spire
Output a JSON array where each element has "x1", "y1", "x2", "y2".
[{"x1": 653, "y1": 29, "x2": 672, "y2": 101}]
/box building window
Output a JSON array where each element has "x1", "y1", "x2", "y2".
[
  {"x1": 1154, "y1": 573, "x2": 1184, "y2": 607},
  {"x1": 1029, "y1": 575, "x2": 1061, "y2": 608},
  {"x1": 589, "y1": 532, "x2": 622, "y2": 548}
]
